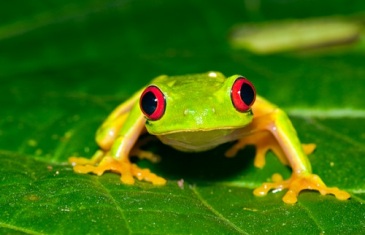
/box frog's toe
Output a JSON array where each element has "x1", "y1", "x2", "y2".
[
  {"x1": 329, "y1": 188, "x2": 351, "y2": 201},
  {"x1": 224, "y1": 145, "x2": 241, "y2": 158},
  {"x1": 254, "y1": 173, "x2": 351, "y2": 204},
  {"x1": 73, "y1": 164, "x2": 99, "y2": 175},
  {"x1": 71, "y1": 156, "x2": 166, "y2": 185},
  {"x1": 69, "y1": 156, "x2": 94, "y2": 166},
  {"x1": 131, "y1": 164, "x2": 166, "y2": 185},
  {"x1": 225, "y1": 141, "x2": 269, "y2": 168},
  {"x1": 302, "y1": 143, "x2": 316, "y2": 155},
  {"x1": 132, "y1": 149, "x2": 161, "y2": 163},
  {"x1": 69, "y1": 150, "x2": 105, "y2": 166},
  {"x1": 72, "y1": 157, "x2": 113, "y2": 176}
]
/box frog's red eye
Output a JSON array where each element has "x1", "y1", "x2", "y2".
[
  {"x1": 231, "y1": 77, "x2": 256, "y2": 112},
  {"x1": 140, "y1": 85, "x2": 166, "y2": 120}
]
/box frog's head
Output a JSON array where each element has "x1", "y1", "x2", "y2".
[{"x1": 139, "y1": 72, "x2": 256, "y2": 151}]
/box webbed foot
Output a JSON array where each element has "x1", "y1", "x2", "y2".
[
  {"x1": 254, "y1": 173, "x2": 350, "y2": 204},
  {"x1": 69, "y1": 148, "x2": 166, "y2": 185},
  {"x1": 70, "y1": 156, "x2": 166, "y2": 185}
]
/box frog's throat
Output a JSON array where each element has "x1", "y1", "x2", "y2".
[{"x1": 155, "y1": 128, "x2": 244, "y2": 152}]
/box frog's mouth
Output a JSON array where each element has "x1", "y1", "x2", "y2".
[{"x1": 155, "y1": 128, "x2": 242, "y2": 152}]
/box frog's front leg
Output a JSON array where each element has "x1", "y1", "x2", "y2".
[
  {"x1": 69, "y1": 97, "x2": 166, "y2": 185},
  {"x1": 229, "y1": 96, "x2": 350, "y2": 203}
]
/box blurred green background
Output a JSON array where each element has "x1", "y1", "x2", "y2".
[{"x1": 1, "y1": 0, "x2": 365, "y2": 234}]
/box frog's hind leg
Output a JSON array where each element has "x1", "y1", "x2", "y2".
[{"x1": 228, "y1": 96, "x2": 350, "y2": 203}]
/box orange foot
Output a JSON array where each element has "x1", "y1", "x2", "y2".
[
  {"x1": 253, "y1": 173, "x2": 351, "y2": 204},
  {"x1": 69, "y1": 156, "x2": 166, "y2": 185}
]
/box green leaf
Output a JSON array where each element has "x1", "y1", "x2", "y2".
[{"x1": 1, "y1": 1, "x2": 365, "y2": 234}]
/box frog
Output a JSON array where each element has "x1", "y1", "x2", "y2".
[{"x1": 69, "y1": 71, "x2": 350, "y2": 204}]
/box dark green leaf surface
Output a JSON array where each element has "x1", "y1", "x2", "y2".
[{"x1": 1, "y1": 1, "x2": 365, "y2": 234}]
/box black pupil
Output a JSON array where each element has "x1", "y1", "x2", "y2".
[
  {"x1": 141, "y1": 91, "x2": 157, "y2": 115},
  {"x1": 240, "y1": 83, "x2": 254, "y2": 105}
]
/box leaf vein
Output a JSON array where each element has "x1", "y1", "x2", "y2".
[
  {"x1": 94, "y1": 177, "x2": 132, "y2": 234},
  {"x1": 191, "y1": 187, "x2": 249, "y2": 235},
  {"x1": 0, "y1": 222, "x2": 45, "y2": 235}
]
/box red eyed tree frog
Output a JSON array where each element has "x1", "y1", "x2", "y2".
[{"x1": 69, "y1": 72, "x2": 350, "y2": 204}]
